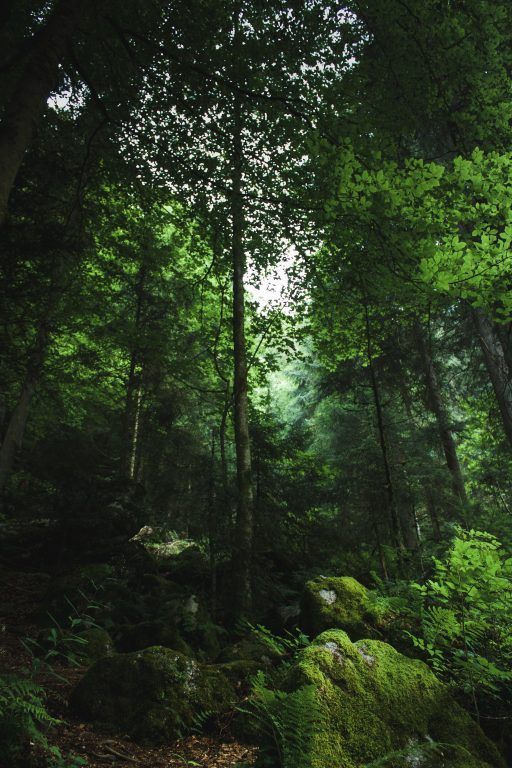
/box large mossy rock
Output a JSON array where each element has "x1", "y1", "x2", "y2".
[
  {"x1": 143, "y1": 540, "x2": 210, "y2": 588},
  {"x1": 284, "y1": 630, "x2": 504, "y2": 768},
  {"x1": 69, "y1": 646, "x2": 235, "y2": 744},
  {"x1": 300, "y1": 576, "x2": 388, "y2": 639},
  {"x1": 77, "y1": 627, "x2": 114, "y2": 663}
]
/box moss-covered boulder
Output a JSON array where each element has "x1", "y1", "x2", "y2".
[
  {"x1": 69, "y1": 646, "x2": 235, "y2": 744},
  {"x1": 77, "y1": 627, "x2": 114, "y2": 663},
  {"x1": 143, "y1": 540, "x2": 210, "y2": 588},
  {"x1": 283, "y1": 630, "x2": 504, "y2": 768},
  {"x1": 300, "y1": 576, "x2": 388, "y2": 639}
]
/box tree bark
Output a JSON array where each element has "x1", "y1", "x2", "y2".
[
  {"x1": 396, "y1": 370, "x2": 440, "y2": 540},
  {"x1": 424, "y1": 486, "x2": 442, "y2": 541},
  {"x1": 494, "y1": 321, "x2": 512, "y2": 376},
  {"x1": 0, "y1": 322, "x2": 49, "y2": 494},
  {"x1": 128, "y1": 381, "x2": 143, "y2": 481},
  {"x1": 219, "y1": 380, "x2": 233, "y2": 541},
  {"x1": 363, "y1": 303, "x2": 403, "y2": 555},
  {"x1": 0, "y1": 0, "x2": 84, "y2": 225},
  {"x1": 473, "y1": 308, "x2": 512, "y2": 448},
  {"x1": 231, "y1": 92, "x2": 253, "y2": 615},
  {"x1": 122, "y1": 263, "x2": 146, "y2": 479},
  {"x1": 399, "y1": 506, "x2": 420, "y2": 551},
  {"x1": 414, "y1": 321, "x2": 468, "y2": 504},
  {"x1": 372, "y1": 520, "x2": 389, "y2": 580},
  {"x1": 208, "y1": 428, "x2": 218, "y2": 613}
]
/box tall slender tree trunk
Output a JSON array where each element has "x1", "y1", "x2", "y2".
[
  {"x1": 231, "y1": 93, "x2": 253, "y2": 615},
  {"x1": 473, "y1": 308, "x2": 512, "y2": 448},
  {"x1": 123, "y1": 355, "x2": 138, "y2": 477},
  {"x1": 399, "y1": 505, "x2": 420, "y2": 551},
  {"x1": 414, "y1": 321, "x2": 467, "y2": 504},
  {"x1": 397, "y1": 371, "x2": 440, "y2": 540},
  {"x1": 424, "y1": 487, "x2": 442, "y2": 541},
  {"x1": 0, "y1": 323, "x2": 49, "y2": 493},
  {"x1": 219, "y1": 380, "x2": 233, "y2": 541},
  {"x1": 0, "y1": 0, "x2": 84, "y2": 225},
  {"x1": 208, "y1": 428, "x2": 218, "y2": 613},
  {"x1": 372, "y1": 519, "x2": 389, "y2": 580},
  {"x1": 122, "y1": 264, "x2": 146, "y2": 479},
  {"x1": 363, "y1": 303, "x2": 403, "y2": 555},
  {"x1": 128, "y1": 381, "x2": 143, "y2": 481}
]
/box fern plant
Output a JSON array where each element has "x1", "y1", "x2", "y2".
[
  {"x1": 241, "y1": 671, "x2": 323, "y2": 768},
  {"x1": 0, "y1": 672, "x2": 57, "y2": 765},
  {"x1": 407, "y1": 528, "x2": 512, "y2": 701},
  {"x1": 244, "y1": 622, "x2": 310, "y2": 658}
]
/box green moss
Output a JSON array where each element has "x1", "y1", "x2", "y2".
[
  {"x1": 143, "y1": 541, "x2": 209, "y2": 586},
  {"x1": 70, "y1": 646, "x2": 235, "y2": 745},
  {"x1": 77, "y1": 627, "x2": 113, "y2": 662},
  {"x1": 301, "y1": 576, "x2": 386, "y2": 640},
  {"x1": 285, "y1": 630, "x2": 504, "y2": 768}
]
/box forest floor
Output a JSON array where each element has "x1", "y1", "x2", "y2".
[{"x1": 0, "y1": 567, "x2": 258, "y2": 768}]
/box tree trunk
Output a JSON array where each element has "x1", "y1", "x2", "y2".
[
  {"x1": 0, "y1": 0, "x2": 84, "y2": 225},
  {"x1": 399, "y1": 506, "x2": 420, "y2": 551},
  {"x1": 129, "y1": 381, "x2": 143, "y2": 481},
  {"x1": 396, "y1": 365, "x2": 443, "y2": 541},
  {"x1": 219, "y1": 380, "x2": 233, "y2": 540},
  {"x1": 208, "y1": 428, "x2": 218, "y2": 613},
  {"x1": 122, "y1": 264, "x2": 146, "y2": 478},
  {"x1": 424, "y1": 486, "x2": 442, "y2": 541},
  {"x1": 231, "y1": 93, "x2": 253, "y2": 615},
  {"x1": 473, "y1": 308, "x2": 512, "y2": 447},
  {"x1": 0, "y1": 323, "x2": 49, "y2": 493},
  {"x1": 123, "y1": 355, "x2": 138, "y2": 478},
  {"x1": 363, "y1": 303, "x2": 403, "y2": 555},
  {"x1": 414, "y1": 321, "x2": 468, "y2": 504},
  {"x1": 494, "y1": 321, "x2": 512, "y2": 376},
  {"x1": 372, "y1": 520, "x2": 389, "y2": 580}
]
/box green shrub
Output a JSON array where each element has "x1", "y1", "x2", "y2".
[{"x1": 407, "y1": 528, "x2": 512, "y2": 701}]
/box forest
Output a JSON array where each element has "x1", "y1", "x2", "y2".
[{"x1": 0, "y1": 1, "x2": 512, "y2": 767}]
